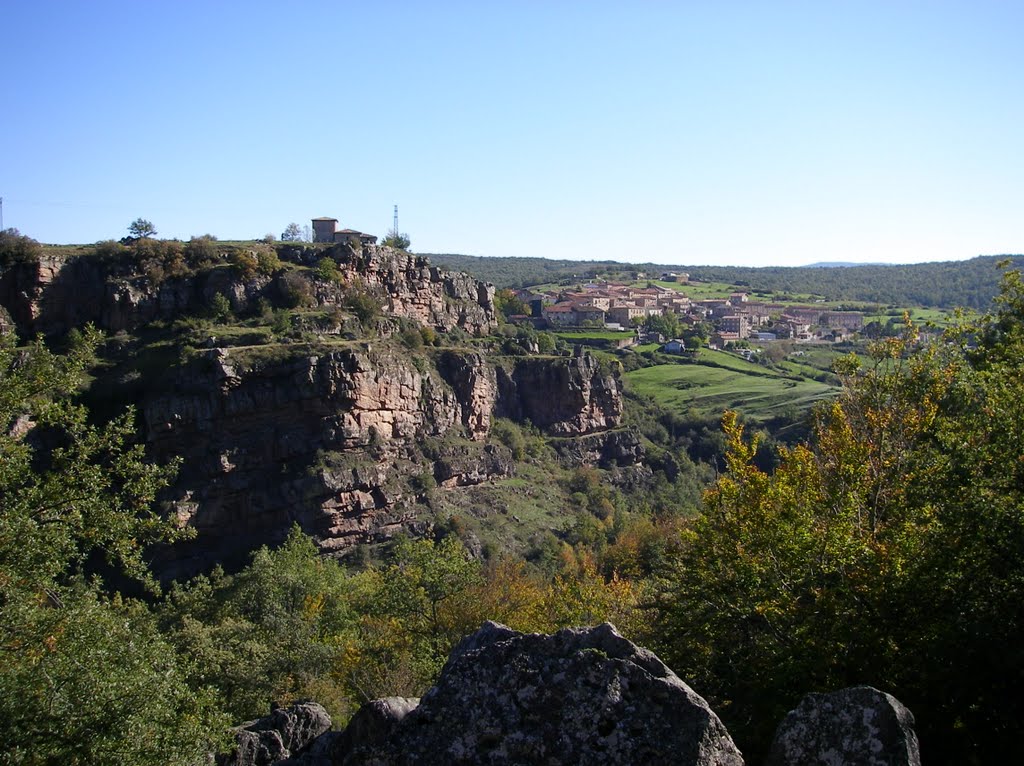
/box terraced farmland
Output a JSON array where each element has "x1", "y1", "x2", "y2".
[{"x1": 624, "y1": 349, "x2": 838, "y2": 423}]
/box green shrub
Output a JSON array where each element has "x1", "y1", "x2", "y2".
[
  {"x1": 271, "y1": 309, "x2": 292, "y2": 336},
  {"x1": 278, "y1": 271, "x2": 313, "y2": 308},
  {"x1": 400, "y1": 326, "x2": 424, "y2": 349},
  {"x1": 344, "y1": 288, "x2": 382, "y2": 324},
  {"x1": 209, "y1": 293, "x2": 233, "y2": 322},
  {"x1": 315, "y1": 257, "x2": 341, "y2": 283},
  {"x1": 491, "y1": 418, "x2": 527, "y2": 460},
  {"x1": 184, "y1": 235, "x2": 219, "y2": 269},
  {"x1": 256, "y1": 248, "x2": 282, "y2": 275},
  {"x1": 229, "y1": 250, "x2": 258, "y2": 278}
]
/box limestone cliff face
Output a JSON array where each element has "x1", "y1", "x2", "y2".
[
  {"x1": 497, "y1": 354, "x2": 624, "y2": 436},
  {"x1": 311, "y1": 245, "x2": 496, "y2": 336},
  {"x1": 145, "y1": 345, "x2": 627, "y2": 580},
  {"x1": 0, "y1": 244, "x2": 496, "y2": 338},
  {"x1": 1, "y1": 245, "x2": 632, "y2": 578}
]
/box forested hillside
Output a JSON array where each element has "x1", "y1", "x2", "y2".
[{"x1": 426, "y1": 252, "x2": 1024, "y2": 309}]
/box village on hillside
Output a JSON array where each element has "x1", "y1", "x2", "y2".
[{"x1": 509, "y1": 275, "x2": 864, "y2": 351}]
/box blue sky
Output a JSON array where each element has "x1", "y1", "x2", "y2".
[{"x1": 3, "y1": 1, "x2": 1022, "y2": 266}]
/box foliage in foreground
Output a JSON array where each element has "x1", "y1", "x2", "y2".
[
  {"x1": 0, "y1": 328, "x2": 227, "y2": 765},
  {"x1": 159, "y1": 529, "x2": 641, "y2": 725},
  {"x1": 648, "y1": 270, "x2": 1024, "y2": 764}
]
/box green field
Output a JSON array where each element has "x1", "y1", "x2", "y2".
[
  {"x1": 553, "y1": 330, "x2": 635, "y2": 341},
  {"x1": 625, "y1": 349, "x2": 837, "y2": 422},
  {"x1": 643, "y1": 279, "x2": 826, "y2": 304}
]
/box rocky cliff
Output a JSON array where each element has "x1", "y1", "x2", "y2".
[
  {"x1": 496, "y1": 352, "x2": 623, "y2": 436},
  {"x1": 146, "y1": 342, "x2": 631, "y2": 580},
  {"x1": 0, "y1": 243, "x2": 496, "y2": 338},
  {"x1": 305, "y1": 245, "x2": 495, "y2": 336},
  {"x1": 1, "y1": 242, "x2": 643, "y2": 579}
]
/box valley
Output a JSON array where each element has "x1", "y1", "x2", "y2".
[{"x1": 3, "y1": 226, "x2": 1022, "y2": 763}]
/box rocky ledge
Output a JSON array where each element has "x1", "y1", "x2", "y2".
[{"x1": 0, "y1": 244, "x2": 496, "y2": 338}]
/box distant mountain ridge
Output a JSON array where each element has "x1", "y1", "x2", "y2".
[{"x1": 423, "y1": 253, "x2": 1024, "y2": 310}]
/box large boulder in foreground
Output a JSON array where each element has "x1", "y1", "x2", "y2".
[
  {"x1": 766, "y1": 686, "x2": 920, "y2": 766},
  {"x1": 339, "y1": 621, "x2": 744, "y2": 765}
]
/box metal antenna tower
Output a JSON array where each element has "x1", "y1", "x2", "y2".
[
  {"x1": 393, "y1": 204, "x2": 398, "y2": 234},
  {"x1": 1, "y1": 197, "x2": 4, "y2": 231}
]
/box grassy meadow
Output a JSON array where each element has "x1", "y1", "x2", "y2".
[{"x1": 625, "y1": 348, "x2": 838, "y2": 423}]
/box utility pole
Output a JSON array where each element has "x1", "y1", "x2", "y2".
[{"x1": 1, "y1": 197, "x2": 4, "y2": 231}]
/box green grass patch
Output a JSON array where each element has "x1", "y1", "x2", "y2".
[
  {"x1": 641, "y1": 279, "x2": 733, "y2": 299},
  {"x1": 553, "y1": 330, "x2": 635, "y2": 341},
  {"x1": 625, "y1": 355, "x2": 837, "y2": 423},
  {"x1": 428, "y1": 461, "x2": 576, "y2": 558}
]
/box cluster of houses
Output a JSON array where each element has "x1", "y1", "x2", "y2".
[{"x1": 513, "y1": 280, "x2": 864, "y2": 347}]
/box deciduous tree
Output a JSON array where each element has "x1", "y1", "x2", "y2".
[
  {"x1": 281, "y1": 222, "x2": 303, "y2": 242},
  {"x1": 649, "y1": 276, "x2": 1024, "y2": 762},
  {"x1": 127, "y1": 217, "x2": 157, "y2": 239},
  {"x1": 0, "y1": 327, "x2": 226, "y2": 764}
]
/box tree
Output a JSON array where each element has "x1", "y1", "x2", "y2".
[
  {"x1": 649, "y1": 281, "x2": 1024, "y2": 762},
  {"x1": 281, "y1": 222, "x2": 303, "y2": 242},
  {"x1": 0, "y1": 228, "x2": 43, "y2": 267},
  {"x1": 344, "y1": 286, "x2": 382, "y2": 323},
  {"x1": 0, "y1": 327, "x2": 226, "y2": 763},
  {"x1": 127, "y1": 218, "x2": 157, "y2": 239},
  {"x1": 184, "y1": 234, "x2": 218, "y2": 268},
  {"x1": 159, "y1": 526, "x2": 359, "y2": 721},
  {"x1": 382, "y1": 228, "x2": 411, "y2": 250},
  {"x1": 494, "y1": 288, "x2": 529, "y2": 319},
  {"x1": 642, "y1": 312, "x2": 681, "y2": 339}
]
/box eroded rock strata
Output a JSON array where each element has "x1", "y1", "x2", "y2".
[
  {"x1": 145, "y1": 345, "x2": 630, "y2": 580},
  {"x1": 0, "y1": 244, "x2": 496, "y2": 338},
  {"x1": 1, "y1": 244, "x2": 641, "y2": 579}
]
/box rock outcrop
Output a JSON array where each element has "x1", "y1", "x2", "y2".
[
  {"x1": 333, "y1": 621, "x2": 743, "y2": 766},
  {"x1": 497, "y1": 354, "x2": 623, "y2": 436},
  {"x1": 551, "y1": 427, "x2": 646, "y2": 468},
  {"x1": 146, "y1": 345, "x2": 628, "y2": 580},
  {"x1": 219, "y1": 701, "x2": 332, "y2": 766},
  {"x1": 219, "y1": 627, "x2": 924, "y2": 766},
  {"x1": 766, "y1": 686, "x2": 921, "y2": 766},
  {"x1": 311, "y1": 245, "x2": 495, "y2": 337},
  {"x1": 0, "y1": 244, "x2": 496, "y2": 338}
]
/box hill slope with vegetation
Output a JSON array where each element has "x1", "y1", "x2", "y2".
[{"x1": 3, "y1": 226, "x2": 1023, "y2": 763}]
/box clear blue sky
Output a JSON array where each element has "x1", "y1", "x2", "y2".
[{"x1": 3, "y1": 1, "x2": 1022, "y2": 267}]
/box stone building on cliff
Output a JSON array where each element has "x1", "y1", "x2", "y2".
[{"x1": 311, "y1": 216, "x2": 378, "y2": 246}]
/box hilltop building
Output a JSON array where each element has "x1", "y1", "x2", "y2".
[{"x1": 312, "y1": 217, "x2": 378, "y2": 246}]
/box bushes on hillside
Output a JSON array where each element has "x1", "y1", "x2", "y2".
[{"x1": 648, "y1": 269, "x2": 1024, "y2": 762}]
